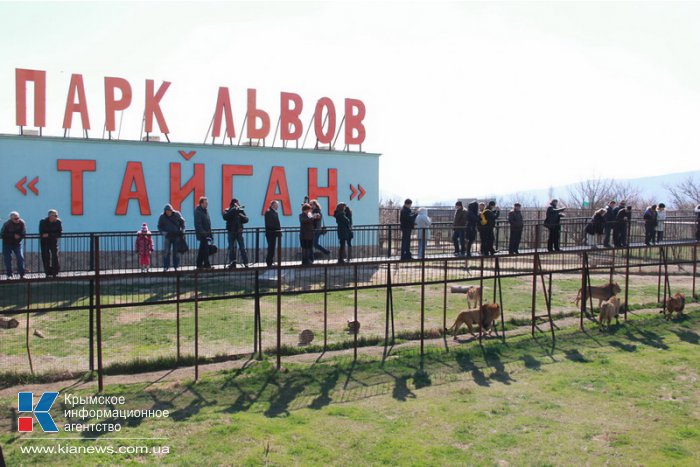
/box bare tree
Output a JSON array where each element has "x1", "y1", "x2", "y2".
[
  {"x1": 502, "y1": 192, "x2": 541, "y2": 209},
  {"x1": 564, "y1": 178, "x2": 617, "y2": 210},
  {"x1": 564, "y1": 178, "x2": 644, "y2": 210},
  {"x1": 610, "y1": 181, "x2": 643, "y2": 208},
  {"x1": 665, "y1": 177, "x2": 700, "y2": 209}
]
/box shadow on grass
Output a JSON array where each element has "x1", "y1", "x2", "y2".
[
  {"x1": 37, "y1": 313, "x2": 693, "y2": 424},
  {"x1": 670, "y1": 329, "x2": 699, "y2": 345}
]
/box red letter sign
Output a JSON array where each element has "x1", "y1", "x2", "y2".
[
  {"x1": 104, "y1": 77, "x2": 132, "y2": 132},
  {"x1": 262, "y1": 167, "x2": 291, "y2": 216},
  {"x1": 246, "y1": 89, "x2": 270, "y2": 140},
  {"x1": 15, "y1": 68, "x2": 47, "y2": 128},
  {"x1": 116, "y1": 162, "x2": 151, "y2": 215},
  {"x1": 344, "y1": 98, "x2": 366, "y2": 145},
  {"x1": 314, "y1": 97, "x2": 336, "y2": 145},
  {"x1": 281, "y1": 92, "x2": 303, "y2": 141},
  {"x1": 212, "y1": 87, "x2": 236, "y2": 139},
  {"x1": 308, "y1": 168, "x2": 338, "y2": 215},
  {"x1": 62, "y1": 74, "x2": 91, "y2": 130},
  {"x1": 222, "y1": 165, "x2": 253, "y2": 210},
  {"x1": 170, "y1": 163, "x2": 205, "y2": 212},
  {"x1": 57, "y1": 159, "x2": 96, "y2": 215},
  {"x1": 145, "y1": 79, "x2": 171, "y2": 134}
]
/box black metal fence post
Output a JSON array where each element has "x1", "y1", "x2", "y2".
[
  {"x1": 25, "y1": 283, "x2": 33, "y2": 375},
  {"x1": 353, "y1": 263, "x2": 358, "y2": 361},
  {"x1": 253, "y1": 269, "x2": 259, "y2": 356},
  {"x1": 323, "y1": 266, "x2": 328, "y2": 351},
  {"x1": 194, "y1": 270, "x2": 199, "y2": 382},
  {"x1": 420, "y1": 253, "x2": 426, "y2": 358},
  {"x1": 176, "y1": 274, "x2": 181, "y2": 365},
  {"x1": 276, "y1": 233, "x2": 282, "y2": 370},
  {"x1": 387, "y1": 225, "x2": 392, "y2": 258},
  {"x1": 255, "y1": 228, "x2": 260, "y2": 265},
  {"x1": 624, "y1": 244, "x2": 631, "y2": 320},
  {"x1": 95, "y1": 235, "x2": 103, "y2": 392},
  {"x1": 693, "y1": 244, "x2": 697, "y2": 300},
  {"x1": 88, "y1": 279, "x2": 94, "y2": 371}
]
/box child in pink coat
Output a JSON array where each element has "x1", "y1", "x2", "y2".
[{"x1": 135, "y1": 223, "x2": 154, "y2": 272}]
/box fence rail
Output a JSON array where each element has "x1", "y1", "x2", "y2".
[{"x1": 3, "y1": 216, "x2": 699, "y2": 277}]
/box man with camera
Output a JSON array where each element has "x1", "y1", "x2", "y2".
[{"x1": 223, "y1": 198, "x2": 249, "y2": 269}]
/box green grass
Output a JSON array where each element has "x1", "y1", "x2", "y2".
[
  {"x1": 1, "y1": 312, "x2": 699, "y2": 465},
  {"x1": 1, "y1": 273, "x2": 697, "y2": 379}
]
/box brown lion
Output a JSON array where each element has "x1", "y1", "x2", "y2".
[
  {"x1": 447, "y1": 303, "x2": 501, "y2": 339},
  {"x1": 574, "y1": 282, "x2": 621, "y2": 308},
  {"x1": 598, "y1": 295, "x2": 622, "y2": 329},
  {"x1": 663, "y1": 293, "x2": 685, "y2": 320}
]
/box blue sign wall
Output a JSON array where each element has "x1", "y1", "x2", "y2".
[{"x1": 0, "y1": 135, "x2": 379, "y2": 233}]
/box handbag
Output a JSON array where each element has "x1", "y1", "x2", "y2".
[
  {"x1": 207, "y1": 243, "x2": 218, "y2": 256},
  {"x1": 176, "y1": 235, "x2": 189, "y2": 254}
]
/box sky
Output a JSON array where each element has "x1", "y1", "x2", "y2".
[{"x1": 1, "y1": 1, "x2": 699, "y2": 204}]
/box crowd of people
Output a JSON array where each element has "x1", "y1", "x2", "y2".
[
  {"x1": 399, "y1": 198, "x2": 700, "y2": 259},
  {"x1": 2, "y1": 198, "x2": 700, "y2": 278}
]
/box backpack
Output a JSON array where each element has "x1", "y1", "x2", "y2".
[{"x1": 480, "y1": 211, "x2": 488, "y2": 226}]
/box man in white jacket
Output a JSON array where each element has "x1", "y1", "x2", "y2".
[{"x1": 655, "y1": 203, "x2": 667, "y2": 243}]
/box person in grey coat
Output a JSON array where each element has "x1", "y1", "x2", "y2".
[
  {"x1": 508, "y1": 203, "x2": 524, "y2": 254},
  {"x1": 158, "y1": 204, "x2": 185, "y2": 271},
  {"x1": 194, "y1": 196, "x2": 212, "y2": 269}
]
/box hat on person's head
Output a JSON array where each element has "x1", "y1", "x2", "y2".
[
  {"x1": 164, "y1": 204, "x2": 173, "y2": 212},
  {"x1": 455, "y1": 201, "x2": 463, "y2": 207},
  {"x1": 141, "y1": 223, "x2": 149, "y2": 232}
]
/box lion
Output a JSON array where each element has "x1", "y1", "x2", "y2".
[
  {"x1": 447, "y1": 303, "x2": 501, "y2": 339},
  {"x1": 466, "y1": 286, "x2": 482, "y2": 309},
  {"x1": 598, "y1": 295, "x2": 622, "y2": 329},
  {"x1": 663, "y1": 293, "x2": 685, "y2": 320},
  {"x1": 574, "y1": 282, "x2": 621, "y2": 308}
]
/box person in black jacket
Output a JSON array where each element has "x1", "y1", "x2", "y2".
[
  {"x1": 643, "y1": 204, "x2": 657, "y2": 246},
  {"x1": 695, "y1": 204, "x2": 700, "y2": 241},
  {"x1": 194, "y1": 196, "x2": 212, "y2": 269},
  {"x1": 1, "y1": 211, "x2": 26, "y2": 279},
  {"x1": 38, "y1": 209, "x2": 63, "y2": 277},
  {"x1": 334, "y1": 202, "x2": 353, "y2": 264},
  {"x1": 223, "y1": 198, "x2": 249, "y2": 269},
  {"x1": 585, "y1": 208, "x2": 606, "y2": 248},
  {"x1": 264, "y1": 201, "x2": 281, "y2": 267},
  {"x1": 299, "y1": 203, "x2": 318, "y2": 265},
  {"x1": 613, "y1": 205, "x2": 632, "y2": 247},
  {"x1": 603, "y1": 200, "x2": 616, "y2": 247},
  {"x1": 452, "y1": 201, "x2": 468, "y2": 256},
  {"x1": 465, "y1": 201, "x2": 479, "y2": 257},
  {"x1": 157, "y1": 204, "x2": 185, "y2": 271},
  {"x1": 480, "y1": 201, "x2": 500, "y2": 256},
  {"x1": 544, "y1": 199, "x2": 566, "y2": 252},
  {"x1": 507, "y1": 203, "x2": 524, "y2": 254},
  {"x1": 400, "y1": 199, "x2": 417, "y2": 260}
]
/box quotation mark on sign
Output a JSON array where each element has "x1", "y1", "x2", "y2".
[
  {"x1": 349, "y1": 184, "x2": 366, "y2": 201},
  {"x1": 15, "y1": 176, "x2": 39, "y2": 196}
]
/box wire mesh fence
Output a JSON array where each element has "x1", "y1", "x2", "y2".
[{"x1": 0, "y1": 235, "x2": 698, "y2": 387}]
